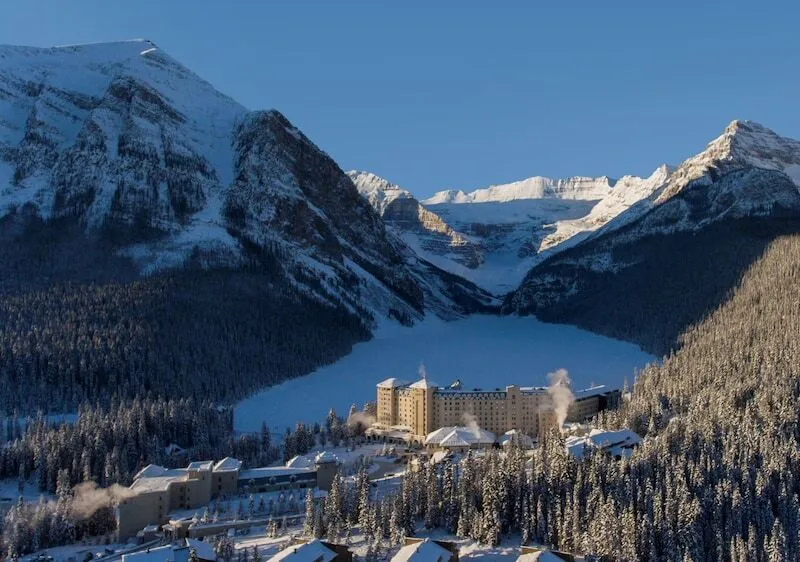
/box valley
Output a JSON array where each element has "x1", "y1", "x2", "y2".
[
  {"x1": 234, "y1": 315, "x2": 653, "y2": 434},
  {"x1": 0, "y1": 24, "x2": 799, "y2": 562}
]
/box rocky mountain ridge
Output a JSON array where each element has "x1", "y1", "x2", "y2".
[
  {"x1": 0, "y1": 40, "x2": 493, "y2": 325},
  {"x1": 504, "y1": 120, "x2": 800, "y2": 354}
]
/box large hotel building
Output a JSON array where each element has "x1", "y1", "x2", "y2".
[{"x1": 375, "y1": 377, "x2": 620, "y2": 443}]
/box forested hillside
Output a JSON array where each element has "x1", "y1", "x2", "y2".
[
  {"x1": 298, "y1": 233, "x2": 800, "y2": 561},
  {"x1": 0, "y1": 214, "x2": 370, "y2": 413}
]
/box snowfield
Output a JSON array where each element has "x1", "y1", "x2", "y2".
[{"x1": 234, "y1": 315, "x2": 654, "y2": 433}]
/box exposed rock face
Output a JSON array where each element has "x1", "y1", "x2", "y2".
[
  {"x1": 0, "y1": 40, "x2": 493, "y2": 326},
  {"x1": 349, "y1": 170, "x2": 484, "y2": 270}
]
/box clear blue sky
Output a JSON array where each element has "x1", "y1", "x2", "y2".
[{"x1": 2, "y1": 1, "x2": 799, "y2": 198}]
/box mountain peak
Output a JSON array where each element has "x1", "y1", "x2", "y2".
[
  {"x1": 654, "y1": 120, "x2": 800, "y2": 204},
  {"x1": 708, "y1": 119, "x2": 799, "y2": 167}
]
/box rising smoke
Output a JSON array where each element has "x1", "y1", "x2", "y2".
[
  {"x1": 347, "y1": 410, "x2": 376, "y2": 430},
  {"x1": 461, "y1": 411, "x2": 482, "y2": 438},
  {"x1": 418, "y1": 362, "x2": 427, "y2": 379},
  {"x1": 70, "y1": 481, "x2": 135, "y2": 519},
  {"x1": 546, "y1": 368, "x2": 575, "y2": 429}
]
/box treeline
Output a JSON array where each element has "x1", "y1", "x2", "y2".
[
  {"x1": 0, "y1": 398, "x2": 267, "y2": 493},
  {"x1": 0, "y1": 400, "x2": 371, "y2": 496},
  {"x1": 0, "y1": 267, "x2": 369, "y2": 414},
  {"x1": 0, "y1": 212, "x2": 372, "y2": 415}
]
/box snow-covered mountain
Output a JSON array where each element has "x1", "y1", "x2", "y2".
[
  {"x1": 348, "y1": 170, "x2": 483, "y2": 269},
  {"x1": 352, "y1": 167, "x2": 673, "y2": 294},
  {"x1": 0, "y1": 40, "x2": 492, "y2": 325},
  {"x1": 505, "y1": 120, "x2": 800, "y2": 354}
]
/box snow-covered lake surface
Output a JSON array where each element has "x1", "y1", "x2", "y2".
[{"x1": 234, "y1": 315, "x2": 654, "y2": 433}]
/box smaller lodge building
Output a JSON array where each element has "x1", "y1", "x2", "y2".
[{"x1": 117, "y1": 453, "x2": 339, "y2": 539}]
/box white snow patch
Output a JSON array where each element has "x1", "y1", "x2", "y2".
[{"x1": 234, "y1": 315, "x2": 653, "y2": 433}]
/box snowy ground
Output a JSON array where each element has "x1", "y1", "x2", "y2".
[
  {"x1": 0, "y1": 479, "x2": 53, "y2": 503},
  {"x1": 235, "y1": 315, "x2": 653, "y2": 433}
]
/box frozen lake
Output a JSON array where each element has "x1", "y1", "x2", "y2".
[{"x1": 234, "y1": 315, "x2": 654, "y2": 433}]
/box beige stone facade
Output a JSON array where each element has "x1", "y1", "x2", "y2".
[
  {"x1": 375, "y1": 378, "x2": 620, "y2": 442},
  {"x1": 117, "y1": 454, "x2": 339, "y2": 539}
]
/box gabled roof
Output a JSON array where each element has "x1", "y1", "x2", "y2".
[
  {"x1": 377, "y1": 377, "x2": 409, "y2": 388},
  {"x1": 133, "y1": 464, "x2": 169, "y2": 479},
  {"x1": 212, "y1": 457, "x2": 242, "y2": 472},
  {"x1": 185, "y1": 539, "x2": 215, "y2": 562},
  {"x1": 500, "y1": 430, "x2": 533, "y2": 449},
  {"x1": 269, "y1": 539, "x2": 337, "y2": 562},
  {"x1": 286, "y1": 455, "x2": 314, "y2": 469},
  {"x1": 425, "y1": 426, "x2": 495, "y2": 447},
  {"x1": 409, "y1": 378, "x2": 438, "y2": 389},
  {"x1": 392, "y1": 539, "x2": 453, "y2": 562}
]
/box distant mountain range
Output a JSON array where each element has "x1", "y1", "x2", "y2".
[
  {"x1": 352, "y1": 121, "x2": 800, "y2": 353},
  {"x1": 1, "y1": 39, "x2": 799, "y2": 410}
]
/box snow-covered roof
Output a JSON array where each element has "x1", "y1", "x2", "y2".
[
  {"x1": 392, "y1": 539, "x2": 453, "y2": 562},
  {"x1": 186, "y1": 538, "x2": 216, "y2": 561},
  {"x1": 566, "y1": 428, "x2": 641, "y2": 459},
  {"x1": 573, "y1": 385, "x2": 613, "y2": 400},
  {"x1": 134, "y1": 464, "x2": 170, "y2": 479},
  {"x1": 315, "y1": 451, "x2": 339, "y2": 464},
  {"x1": 187, "y1": 460, "x2": 214, "y2": 471},
  {"x1": 286, "y1": 455, "x2": 314, "y2": 469},
  {"x1": 122, "y1": 545, "x2": 190, "y2": 562},
  {"x1": 130, "y1": 464, "x2": 191, "y2": 493},
  {"x1": 377, "y1": 377, "x2": 409, "y2": 389},
  {"x1": 518, "y1": 550, "x2": 574, "y2": 562},
  {"x1": 239, "y1": 466, "x2": 315, "y2": 481},
  {"x1": 212, "y1": 457, "x2": 242, "y2": 472},
  {"x1": 269, "y1": 539, "x2": 337, "y2": 562},
  {"x1": 586, "y1": 428, "x2": 641, "y2": 449},
  {"x1": 130, "y1": 471, "x2": 187, "y2": 493},
  {"x1": 410, "y1": 378, "x2": 439, "y2": 389},
  {"x1": 425, "y1": 426, "x2": 495, "y2": 447},
  {"x1": 500, "y1": 430, "x2": 533, "y2": 449}
]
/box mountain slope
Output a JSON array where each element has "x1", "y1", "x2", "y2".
[
  {"x1": 505, "y1": 120, "x2": 800, "y2": 355},
  {"x1": 352, "y1": 167, "x2": 672, "y2": 293},
  {"x1": 348, "y1": 170, "x2": 483, "y2": 269},
  {"x1": 0, "y1": 40, "x2": 492, "y2": 413}
]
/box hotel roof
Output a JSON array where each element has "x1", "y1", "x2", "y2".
[
  {"x1": 212, "y1": 457, "x2": 242, "y2": 472},
  {"x1": 392, "y1": 539, "x2": 453, "y2": 562},
  {"x1": 239, "y1": 466, "x2": 315, "y2": 481},
  {"x1": 377, "y1": 377, "x2": 409, "y2": 388},
  {"x1": 425, "y1": 426, "x2": 496, "y2": 447},
  {"x1": 409, "y1": 378, "x2": 439, "y2": 389},
  {"x1": 269, "y1": 540, "x2": 337, "y2": 562}
]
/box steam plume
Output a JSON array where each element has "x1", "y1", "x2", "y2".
[
  {"x1": 418, "y1": 362, "x2": 427, "y2": 379},
  {"x1": 546, "y1": 368, "x2": 575, "y2": 429},
  {"x1": 347, "y1": 410, "x2": 376, "y2": 429},
  {"x1": 70, "y1": 481, "x2": 135, "y2": 519},
  {"x1": 461, "y1": 411, "x2": 482, "y2": 438}
]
